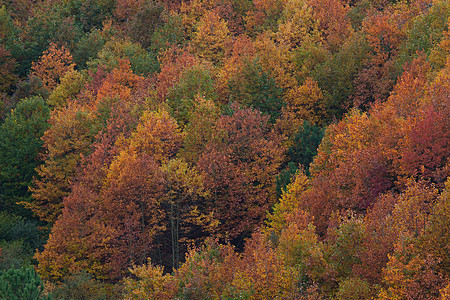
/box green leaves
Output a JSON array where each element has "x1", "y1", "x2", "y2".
[
  {"x1": 0, "y1": 266, "x2": 51, "y2": 300},
  {"x1": 0, "y1": 96, "x2": 50, "y2": 217}
]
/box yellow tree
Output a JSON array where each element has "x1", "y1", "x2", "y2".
[
  {"x1": 192, "y1": 10, "x2": 231, "y2": 65},
  {"x1": 266, "y1": 169, "x2": 310, "y2": 234},
  {"x1": 284, "y1": 77, "x2": 329, "y2": 126}
]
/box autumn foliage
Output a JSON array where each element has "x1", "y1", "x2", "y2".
[{"x1": 0, "y1": 0, "x2": 448, "y2": 298}]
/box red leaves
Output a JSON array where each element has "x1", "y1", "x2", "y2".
[{"x1": 198, "y1": 105, "x2": 285, "y2": 238}]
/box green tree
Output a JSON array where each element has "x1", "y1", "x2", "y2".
[
  {"x1": 276, "y1": 121, "x2": 324, "y2": 196},
  {"x1": 0, "y1": 96, "x2": 50, "y2": 218},
  {"x1": 0, "y1": 212, "x2": 44, "y2": 270},
  {"x1": 73, "y1": 29, "x2": 106, "y2": 69},
  {"x1": 229, "y1": 58, "x2": 284, "y2": 123},
  {"x1": 0, "y1": 266, "x2": 51, "y2": 300},
  {"x1": 88, "y1": 37, "x2": 158, "y2": 75},
  {"x1": 167, "y1": 65, "x2": 216, "y2": 127}
]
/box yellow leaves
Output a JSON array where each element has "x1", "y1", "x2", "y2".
[
  {"x1": 266, "y1": 169, "x2": 310, "y2": 234},
  {"x1": 429, "y1": 21, "x2": 450, "y2": 69},
  {"x1": 126, "y1": 109, "x2": 183, "y2": 164},
  {"x1": 216, "y1": 35, "x2": 256, "y2": 99},
  {"x1": 276, "y1": 0, "x2": 321, "y2": 48},
  {"x1": 391, "y1": 179, "x2": 439, "y2": 237},
  {"x1": 192, "y1": 10, "x2": 230, "y2": 65},
  {"x1": 254, "y1": 32, "x2": 296, "y2": 92},
  {"x1": 180, "y1": 96, "x2": 219, "y2": 164},
  {"x1": 47, "y1": 69, "x2": 87, "y2": 107},
  {"x1": 440, "y1": 283, "x2": 450, "y2": 300},
  {"x1": 284, "y1": 77, "x2": 328, "y2": 125},
  {"x1": 162, "y1": 158, "x2": 209, "y2": 198},
  {"x1": 124, "y1": 259, "x2": 176, "y2": 300}
]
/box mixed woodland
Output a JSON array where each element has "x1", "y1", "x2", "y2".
[{"x1": 0, "y1": 0, "x2": 449, "y2": 298}]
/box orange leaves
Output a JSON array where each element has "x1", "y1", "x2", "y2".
[
  {"x1": 362, "y1": 8, "x2": 406, "y2": 59},
  {"x1": 307, "y1": 0, "x2": 352, "y2": 51},
  {"x1": 237, "y1": 231, "x2": 295, "y2": 299},
  {"x1": 386, "y1": 54, "x2": 431, "y2": 118},
  {"x1": 29, "y1": 104, "x2": 99, "y2": 224},
  {"x1": 31, "y1": 42, "x2": 75, "y2": 92},
  {"x1": 96, "y1": 60, "x2": 146, "y2": 105},
  {"x1": 216, "y1": 35, "x2": 256, "y2": 99}
]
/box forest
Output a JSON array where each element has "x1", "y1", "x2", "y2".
[{"x1": 0, "y1": 0, "x2": 449, "y2": 298}]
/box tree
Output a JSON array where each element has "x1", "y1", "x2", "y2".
[
  {"x1": 30, "y1": 43, "x2": 76, "y2": 92},
  {"x1": 284, "y1": 78, "x2": 328, "y2": 125},
  {"x1": 307, "y1": 0, "x2": 352, "y2": 52},
  {"x1": 378, "y1": 180, "x2": 446, "y2": 299},
  {"x1": 416, "y1": 178, "x2": 450, "y2": 279},
  {"x1": 244, "y1": 0, "x2": 285, "y2": 35},
  {"x1": 47, "y1": 70, "x2": 87, "y2": 107},
  {"x1": 327, "y1": 216, "x2": 367, "y2": 281},
  {"x1": 396, "y1": 0, "x2": 450, "y2": 71},
  {"x1": 197, "y1": 105, "x2": 285, "y2": 240},
  {"x1": 275, "y1": 0, "x2": 322, "y2": 49},
  {"x1": 0, "y1": 45, "x2": 18, "y2": 95},
  {"x1": 156, "y1": 46, "x2": 199, "y2": 101},
  {"x1": 167, "y1": 65, "x2": 216, "y2": 126},
  {"x1": 303, "y1": 108, "x2": 400, "y2": 234},
  {"x1": 115, "y1": 0, "x2": 165, "y2": 50},
  {"x1": 0, "y1": 266, "x2": 51, "y2": 300},
  {"x1": 159, "y1": 158, "x2": 217, "y2": 270},
  {"x1": 29, "y1": 104, "x2": 99, "y2": 224},
  {"x1": 215, "y1": 34, "x2": 256, "y2": 101},
  {"x1": 87, "y1": 38, "x2": 158, "y2": 76},
  {"x1": 192, "y1": 10, "x2": 231, "y2": 65},
  {"x1": 124, "y1": 258, "x2": 176, "y2": 300},
  {"x1": 352, "y1": 6, "x2": 408, "y2": 106},
  {"x1": 267, "y1": 169, "x2": 310, "y2": 234},
  {"x1": 125, "y1": 109, "x2": 183, "y2": 164},
  {"x1": 234, "y1": 230, "x2": 296, "y2": 299},
  {"x1": 0, "y1": 96, "x2": 50, "y2": 218},
  {"x1": 179, "y1": 97, "x2": 219, "y2": 165},
  {"x1": 72, "y1": 29, "x2": 106, "y2": 69},
  {"x1": 356, "y1": 192, "x2": 398, "y2": 283},
  {"x1": 310, "y1": 32, "x2": 370, "y2": 113},
  {"x1": 228, "y1": 58, "x2": 284, "y2": 123}
]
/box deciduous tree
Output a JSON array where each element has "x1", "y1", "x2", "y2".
[
  {"x1": 197, "y1": 105, "x2": 284, "y2": 239},
  {"x1": 30, "y1": 43, "x2": 76, "y2": 92}
]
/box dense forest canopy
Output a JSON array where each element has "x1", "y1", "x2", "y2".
[{"x1": 0, "y1": 0, "x2": 449, "y2": 298}]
